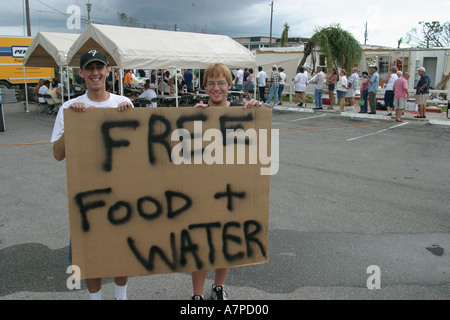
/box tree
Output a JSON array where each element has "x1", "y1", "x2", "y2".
[
  {"x1": 281, "y1": 23, "x2": 290, "y2": 47},
  {"x1": 299, "y1": 24, "x2": 362, "y2": 74},
  {"x1": 117, "y1": 12, "x2": 140, "y2": 28},
  {"x1": 406, "y1": 21, "x2": 450, "y2": 48}
]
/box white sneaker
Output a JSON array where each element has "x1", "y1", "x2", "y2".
[{"x1": 211, "y1": 285, "x2": 228, "y2": 300}]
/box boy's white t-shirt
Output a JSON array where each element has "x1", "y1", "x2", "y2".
[
  {"x1": 294, "y1": 73, "x2": 308, "y2": 92},
  {"x1": 50, "y1": 93, "x2": 133, "y2": 143}
]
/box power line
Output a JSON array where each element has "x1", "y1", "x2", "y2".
[
  {"x1": 27, "y1": 1, "x2": 283, "y2": 39},
  {"x1": 35, "y1": 0, "x2": 66, "y2": 16},
  {"x1": 32, "y1": 9, "x2": 90, "y2": 24}
]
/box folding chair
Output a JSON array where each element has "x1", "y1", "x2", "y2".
[
  {"x1": 179, "y1": 95, "x2": 192, "y2": 106},
  {"x1": 143, "y1": 98, "x2": 159, "y2": 107},
  {"x1": 36, "y1": 94, "x2": 48, "y2": 115},
  {"x1": 132, "y1": 99, "x2": 142, "y2": 107},
  {"x1": 150, "y1": 97, "x2": 159, "y2": 107},
  {"x1": 43, "y1": 94, "x2": 60, "y2": 115}
]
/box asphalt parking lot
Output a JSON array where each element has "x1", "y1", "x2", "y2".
[{"x1": 1, "y1": 103, "x2": 449, "y2": 300}]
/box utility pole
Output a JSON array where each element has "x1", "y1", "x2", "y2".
[
  {"x1": 269, "y1": 1, "x2": 274, "y2": 47},
  {"x1": 25, "y1": 0, "x2": 31, "y2": 36},
  {"x1": 191, "y1": 3, "x2": 194, "y2": 32},
  {"x1": 86, "y1": 0, "x2": 92, "y2": 25},
  {"x1": 364, "y1": 21, "x2": 368, "y2": 45}
]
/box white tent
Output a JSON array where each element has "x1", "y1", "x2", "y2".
[
  {"x1": 23, "y1": 32, "x2": 80, "y2": 111},
  {"x1": 67, "y1": 24, "x2": 255, "y2": 70},
  {"x1": 66, "y1": 24, "x2": 256, "y2": 104},
  {"x1": 256, "y1": 46, "x2": 305, "y2": 101},
  {"x1": 23, "y1": 32, "x2": 80, "y2": 67}
]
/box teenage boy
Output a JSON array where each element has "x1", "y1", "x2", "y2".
[
  {"x1": 194, "y1": 63, "x2": 262, "y2": 109},
  {"x1": 51, "y1": 49, "x2": 133, "y2": 300},
  {"x1": 192, "y1": 63, "x2": 261, "y2": 300}
]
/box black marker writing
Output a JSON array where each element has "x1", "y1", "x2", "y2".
[
  {"x1": 74, "y1": 188, "x2": 112, "y2": 232},
  {"x1": 214, "y1": 184, "x2": 245, "y2": 211},
  {"x1": 101, "y1": 121, "x2": 139, "y2": 172}
]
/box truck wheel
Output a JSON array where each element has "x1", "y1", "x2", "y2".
[{"x1": 0, "y1": 80, "x2": 12, "y2": 89}]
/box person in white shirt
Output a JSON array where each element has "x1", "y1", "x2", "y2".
[
  {"x1": 256, "y1": 66, "x2": 267, "y2": 102},
  {"x1": 293, "y1": 66, "x2": 308, "y2": 107},
  {"x1": 38, "y1": 80, "x2": 50, "y2": 103},
  {"x1": 50, "y1": 49, "x2": 133, "y2": 301},
  {"x1": 234, "y1": 68, "x2": 244, "y2": 91},
  {"x1": 336, "y1": 69, "x2": 348, "y2": 112},
  {"x1": 383, "y1": 66, "x2": 398, "y2": 116},
  {"x1": 346, "y1": 67, "x2": 360, "y2": 110},
  {"x1": 277, "y1": 67, "x2": 286, "y2": 105},
  {"x1": 309, "y1": 66, "x2": 325, "y2": 109},
  {"x1": 138, "y1": 82, "x2": 157, "y2": 107}
]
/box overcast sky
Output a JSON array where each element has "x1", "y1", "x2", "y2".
[{"x1": 0, "y1": 0, "x2": 449, "y2": 48}]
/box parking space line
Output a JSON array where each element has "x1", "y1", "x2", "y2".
[
  {"x1": 280, "y1": 122, "x2": 386, "y2": 135},
  {"x1": 272, "y1": 114, "x2": 327, "y2": 126},
  {"x1": 346, "y1": 121, "x2": 409, "y2": 142},
  {"x1": 0, "y1": 141, "x2": 52, "y2": 147}
]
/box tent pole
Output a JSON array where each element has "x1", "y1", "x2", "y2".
[
  {"x1": 59, "y1": 68, "x2": 63, "y2": 102},
  {"x1": 63, "y1": 65, "x2": 69, "y2": 102},
  {"x1": 175, "y1": 70, "x2": 179, "y2": 107},
  {"x1": 253, "y1": 65, "x2": 257, "y2": 100},
  {"x1": 119, "y1": 69, "x2": 124, "y2": 96},
  {"x1": 23, "y1": 66, "x2": 29, "y2": 112},
  {"x1": 112, "y1": 68, "x2": 115, "y2": 93}
]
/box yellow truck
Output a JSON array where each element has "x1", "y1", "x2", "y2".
[{"x1": 0, "y1": 36, "x2": 54, "y2": 88}]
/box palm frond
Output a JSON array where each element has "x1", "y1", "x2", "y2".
[{"x1": 302, "y1": 24, "x2": 362, "y2": 72}]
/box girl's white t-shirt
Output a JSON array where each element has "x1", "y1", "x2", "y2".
[
  {"x1": 336, "y1": 76, "x2": 348, "y2": 92},
  {"x1": 50, "y1": 93, "x2": 133, "y2": 143}
]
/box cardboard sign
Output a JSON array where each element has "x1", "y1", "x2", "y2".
[{"x1": 64, "y1": 107, "x2": 272, "y2": 280}]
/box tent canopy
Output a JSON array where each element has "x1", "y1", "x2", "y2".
[
  {"x1": 23, "y1": 32, "x2": 80, "y2": 67},
  {"x1": 256, "y1": 46, "x2": 305, "y2": 86},
  {"x1": 66, "y1": 24, "x2": 256, "y2": 70}
]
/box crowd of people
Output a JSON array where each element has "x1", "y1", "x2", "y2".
[
  {"x1": 36, "y1": 63, "x2": 431, "y2": 123},
  {"x1": 253, "y1": 64, "x2": 430, "y2": 122},
  {"x1": 120, "y1": 67, "x2": 267, "y2": 106},
  {"x1": 34, "y1": 76, "x2": 77, "y2": 108},
  {"x1": 121, "y1": 68, "x2": 202, "y2": 95}
]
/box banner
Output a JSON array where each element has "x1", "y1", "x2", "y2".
[{"x1": 64, "y1": 107, "x2": 272, "y2": 280}]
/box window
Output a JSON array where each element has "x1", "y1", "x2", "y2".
[{"x1": 379, "y1": 56, "x2": 389, "y2": 74}]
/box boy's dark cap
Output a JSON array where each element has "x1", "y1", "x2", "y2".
[{"x1": 80, "y1": 49, "x2": 109, "y2": 69}]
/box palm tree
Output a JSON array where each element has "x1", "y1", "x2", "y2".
[
  {"x1": 281, "y1": 23, "x2": 290, "y2": 47},
  {"x1": 299, "y1": 24, "x2": 362, "y2": 73}
]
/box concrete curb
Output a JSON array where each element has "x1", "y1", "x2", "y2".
[
  {"x1": 340, "y1": 112, "x2": 391, "y2": 121},
  {"x1": 429, "y1": 119, "x2": 450, "y2": 126},
  {"x1": 270, "y1": 103, "x2": 450, "y2": 125}
]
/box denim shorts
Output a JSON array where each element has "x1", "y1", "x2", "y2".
[
  {"x1": 337, "y1": 90, "x2": 346, "y2": 99},
  {"x1": 384, "y1": 90, "x2": 394, "y2": 107}
]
